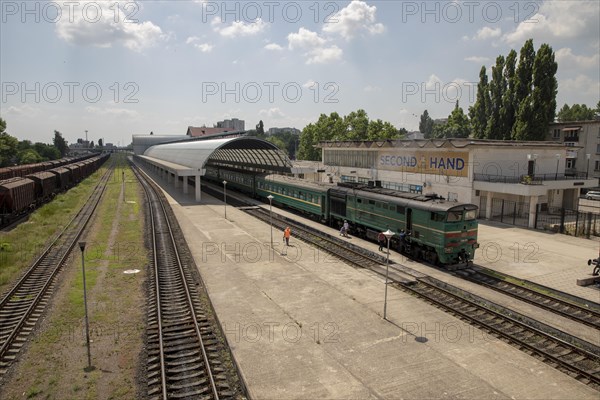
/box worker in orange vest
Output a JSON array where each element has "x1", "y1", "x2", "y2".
[{"x1": 283, "y1": 226, "x2": 291, "y2": 246}]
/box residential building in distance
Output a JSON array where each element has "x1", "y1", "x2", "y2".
[
  {"x1": 547, "y1": 120, "x2": 600, "y2": 185},
  {"x1": 268, "y1": 127, "x2": 301, "y2": 136},
  {"x1": 216, "y1": 118, "x2": 245, "y2": 131}
]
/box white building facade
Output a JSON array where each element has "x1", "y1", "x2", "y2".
[{"x1": 318, "y1": 139, "x2": 596, "y2": 228}]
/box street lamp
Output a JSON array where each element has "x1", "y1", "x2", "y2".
[
  {"x1": 555, "y1": 154, "x2": 560, "y2": 180},
  {"x1": 586, "y1": 154, "x2": 591, "y2": 178},
  {"x1": 223, "y1": 180, "x2": 227, "y2": 219},
  {"x1": 78, "y1": 242, "x2": 93, "y2": 372},
  {"x1": 382, "y1": 229, "x2": 395, "y2": 320},
  {"x1": 267, "y1": 195, "x2": 274, "y2": 247}
]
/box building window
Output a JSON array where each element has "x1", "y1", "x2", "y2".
[
  {"x1": 595, "y1": 160, "x2": 600, "y2": 172},
  {"x1": 552, "y1": 129, "x2": 560, "y2": 139},
  {"x1": 566, "y1": 159, "x2": 575, "y2": 169},
  {"x1": 597, "y1": 144, "x2": 600, "y2": 154},
  {"x1": 447, "y1": 192, "x2": 458, "y2": 202}
]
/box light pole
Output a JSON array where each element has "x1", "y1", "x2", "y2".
[
  {"x1": 586, "y1": 154, "x2": 591, "y2": 178},
  {"x1": 223, "y1": 180, "x2": 227, "y2": 219},
  {"x1": 382, "y1": 229, "x2": 395, "y2": 320},
  {"x1": 78, "y1": 242, "x2": 93, "y2": 372},
  {"x1": 555, "y1": 154, "x2": 560, "y2": 180},
  {"x1": 267, "y1": 195, "x2": 274, "y2": 247}
]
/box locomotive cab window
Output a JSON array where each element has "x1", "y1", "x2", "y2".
[
  {"x1": 396, "y1": 205, "x2": 405, "y2": 214},
  {"x1": 465, "y1": 210, "x2": 477, "y2": 220},
  {"x1": 447, "y1": 211, "x2": 462, "y2": 222},
  {"x1": 431, "y1": 212, "x2": 445, "y2": 222}
]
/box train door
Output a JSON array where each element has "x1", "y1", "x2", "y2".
[{"x1": 406, "y1": 208, "x2": 412, "y2": 231}]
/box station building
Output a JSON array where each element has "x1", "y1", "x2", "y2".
[{"x1": 316, "y1": 139, "x2": 597, "y2": 228}]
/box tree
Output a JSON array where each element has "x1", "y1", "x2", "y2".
[
  {"x1": 98, "y1": 138, "x2": 104, "y2": 147},
  {"x1": 53, "y1": 130, "x2": 68, "y2": 156},
  {"x1": 256, "y1": 120, "x2": 265, "y2": 136},
  {"x1": 419, "y1": 110, "x2": 434, "y2": 138},
  {"x1": 0, "y1": 132, "x2": 19, "y2": 167},
  {"x1": 529, "y1": 43, "x2": 558, "y2": 140},
  {"x1": 265, "y1": 136, "x2": 288, "y2": 154},
  {"x1": 18, "y1": 149, "x2": 42, "y2": 164},
  {"x1": 446, "y1": 101, "x2": 470, "y2": 138},
  {"x1": 512, "y1": 39, "x2": 535, "y2": 139},
  {"x1": 486, "y1": 55, "x2": 505, "y2": 139},
  {"x1": 344, "y1": 109, "x2": 369, "y2": 140},
  {"x1": 469, "y1": 66, "x2": 490, "y2": 139},
  {"x1": 499, "y1": 49, "x2": 517, "y2": 140},
  {"x1": 0, "y1": 118, "x2": 6, "y2": 134},
  {"x1": 89, "y1": 141, "x2": 94, "y2": 148},
  {"x1": 557, "y1": 103, "x2": 597, "y2": 122}
]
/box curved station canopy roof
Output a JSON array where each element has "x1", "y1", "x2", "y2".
[{"x1": 141, "y1": 137, "x2": 293, "y2": 176}]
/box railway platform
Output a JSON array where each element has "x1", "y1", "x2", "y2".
[{"x1": 138, "y1": 164, "x2": 598, "y2": 399}]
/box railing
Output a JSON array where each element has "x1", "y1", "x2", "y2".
[{"x1": 474, "y1": 172, "x2": 589, "y2": 185}]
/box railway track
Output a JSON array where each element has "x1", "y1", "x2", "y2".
[
  {"x1": 0, "y1": 165, "x2": 113, "y2": 379},
  {"x1": 202, "y1": 184, "x2": 600, "y2": 389},
  {"x1": 401, "y1": 278, "x2": 600, "y2": 389},
  {"x1": 461, "y1": 266, "x2": 600, "y2": 330},
  {"x1": 133, "y1": 165, "x2": 239, "y2": 400}
]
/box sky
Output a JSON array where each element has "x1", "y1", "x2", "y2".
[{"x1": 0, "y1": 0, "x2": 598, "y2": 146}]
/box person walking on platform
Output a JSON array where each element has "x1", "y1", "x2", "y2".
[
  {"x1": 283, "y1": 226, "x2": 291, "y2": 246},
  {"x1": 378, "y1": 231, "x2": 386, "y2": 251}
]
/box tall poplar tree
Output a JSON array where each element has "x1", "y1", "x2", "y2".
[
  {"x1": 512, "y1": 39, "x2": 536, "y2": 139},
  {"x1": 469, "y1": 66, "x2": 490, "y2": 139},
  {"x1": 486, "y1": 55, "x2": 506, "y2": 139},
  {"x1": 530, "y1": 43, "x2": 558, "y2": 140},
  {"x1": 499, "y1": 49, "x2": 517, "y2": 140}
]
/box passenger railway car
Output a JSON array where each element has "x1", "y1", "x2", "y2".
[{"x1": 202, "y1": 167, "x2": 479, "y2": 266}]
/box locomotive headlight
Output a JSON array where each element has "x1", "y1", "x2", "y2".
[{"x1": 473, "y1": 243, "x2": 480, "y2": 249}]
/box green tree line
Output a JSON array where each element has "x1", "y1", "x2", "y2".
[
  {"x1": 0, "y1": 117, "x2": 67, "y2": 167},
  {"x1": 297, "y1": 109, "x2": 406, "y2": 161}
]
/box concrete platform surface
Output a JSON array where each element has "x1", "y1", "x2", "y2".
[{"x1": 137, "y1": 166, "x2": 599, "y2": 400}]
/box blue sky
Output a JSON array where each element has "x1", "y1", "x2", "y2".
[{"x1": 1, "y1": 0, "x2": 598, "y2": 146}]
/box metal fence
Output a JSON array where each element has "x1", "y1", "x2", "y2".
[{"x1": 478, "y1": 198, "x2": 600, "y2": 238}]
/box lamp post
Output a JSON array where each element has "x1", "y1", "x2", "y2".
[
  {"x1": 78, "y1": 242, "x2": 93, "y2": 371},
  {"x1": 555, "y1": 154, "x2": 560, "y2": 180},
  {"x1": 382, "y1": 229, "x2": 395, "y2": 320},
  {"x1": 586, "y1": 154, "x2": 591, "y2": 178},
  {"x1": 267, "y1": 195, "x2": 274, "y2": 248},
  {"x1": 223, "y1": 180, "x2": 227, "y2": 219}
]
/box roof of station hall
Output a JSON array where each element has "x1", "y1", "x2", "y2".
[{"x1": 141, "y1": 136, "x2": 293, "y2": 176}]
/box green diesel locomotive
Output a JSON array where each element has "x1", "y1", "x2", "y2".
[{"x1": 204, "y1": 167, "x2": 479, "y2": 266}]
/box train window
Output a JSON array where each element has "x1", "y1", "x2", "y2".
[
  {"x1": 465, "y1": 210, "x2": 477, "y2": 220},
  {"x1": 431, "y1": 212, "x2": 445, "y2": 222},
  {"x1": 357, "y1": 198, "x2": 362, "y2": 203},
  {"x1": 396, "y1": 205, "x2": 405, "y2": 214},
  {"x1": 447, "y1": 211, "x2": 462, "y2": 222},
  {"x1": 376, "y1": 202, "x2": 381, "y2": 208},
  {"x1": 382, "y1": 203, "x2": 389, "y2": 210},
  {"x1": 369, "y1": 200, "x2": 375, "y2": 205}
]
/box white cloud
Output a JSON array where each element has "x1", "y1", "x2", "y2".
[
  {"x1": 474, "y1": 27, "x2": 501, "y2": 40},
  {"x1": 322, "y1": 0, "x2": 385, "y2": 40},
  {"x1": 287, "y1": 28, "x2": 342, "y2": 64},
  {"x1": 56, "y1": 1, "x2": 165, "y2": 52},
  {"x1": 503, "y1": 1, "x2": 600, "y2": 45},
  {"x1": 560, "y1": 75, "x2": 600, "y2": 97},
  {"x1": 186, "y1": 36, "x2": 214, "y2": 52},
  {"x1": 264, "y1": 43, "x2": 284, "y2": 51},
  {"x1": 259, "y1": 108, "x2": 286, "y2": 119},
  {"x1": 287, "y1": 28, "x2": 326, "y2": 50},
  {"x1": 555, "y1": 48, "x2": 599, "y2": 70},
  {"x1": 213, "y1": 18, "x2": 267, "y2": 38},
  {"x1": 306, "y1": 46, "x2": 343, "y2": 65},
  {"x1": 302, "y1": 80, "x2": 317, "y2": 88},
  {"x1": 85, "y1": 106, "x2": 140, "y2": 118},
  {"x1": 3, "y1": 104, "x2": 41, "y2": 116},
  {"x1": 465, "y1": 56, "x2": 490, "y2": 63},
  {"x1": 364, "y1": 85, "x2": 381, "y2": 92}
]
